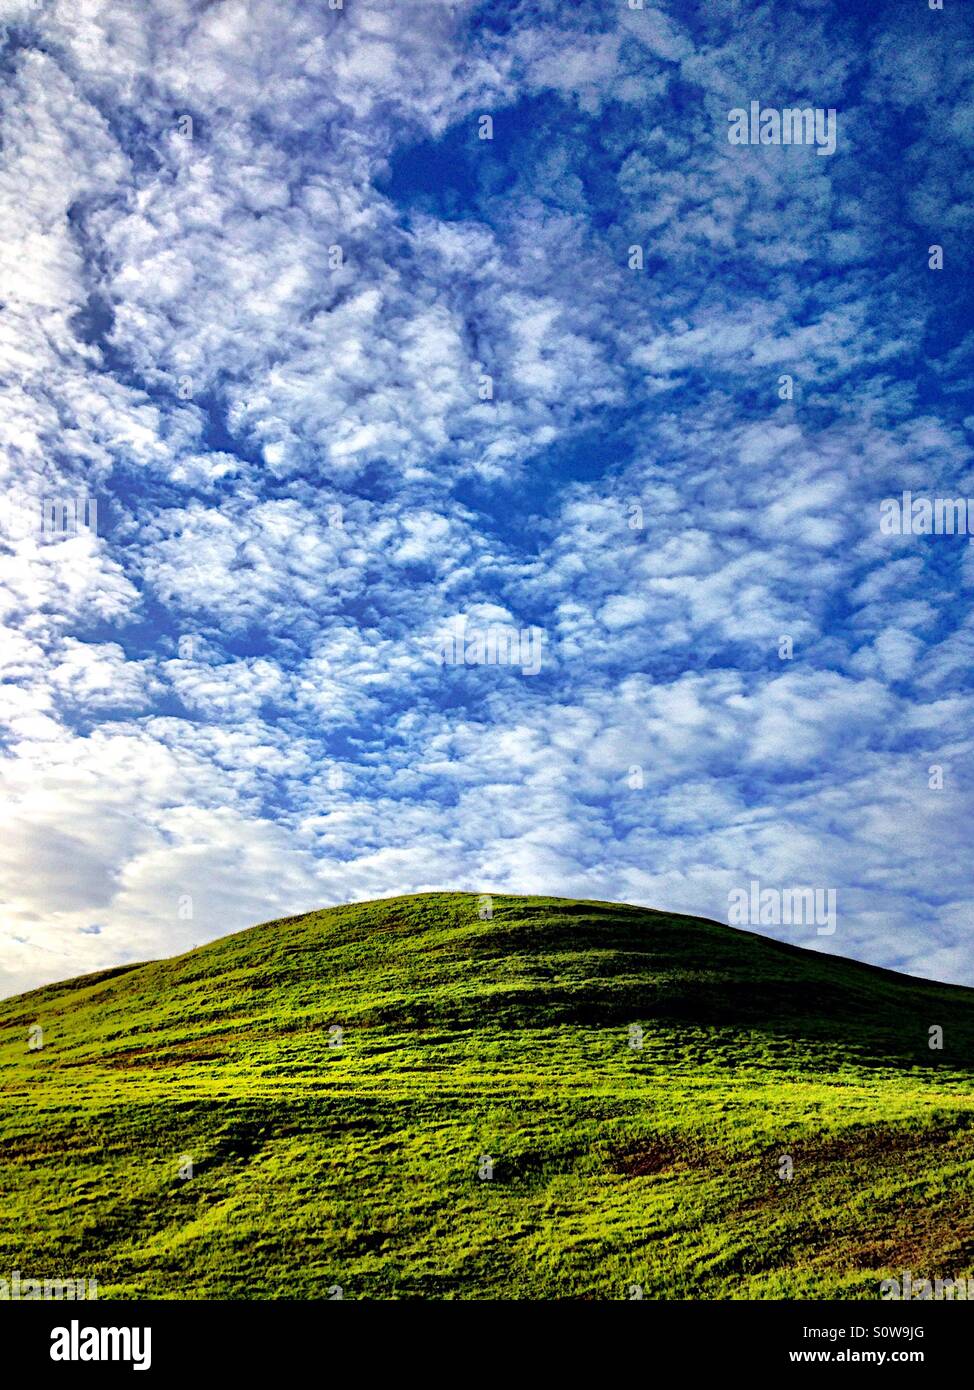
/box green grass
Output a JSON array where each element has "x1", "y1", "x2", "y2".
[{"x1": 0, "y1": 892, "x2": 972, "y2": 1299}]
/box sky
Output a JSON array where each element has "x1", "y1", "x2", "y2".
[{"x1": 0, "y1": 0, "x2": 972, "y2": 996}]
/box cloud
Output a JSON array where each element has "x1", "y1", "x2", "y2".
[{"x1": 0, "y1": 0, "x2": 972, "y2": 994}]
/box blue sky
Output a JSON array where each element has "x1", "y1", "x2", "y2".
[{"x1": 0, "y1": 0, "x2": 973, "y2": 994}]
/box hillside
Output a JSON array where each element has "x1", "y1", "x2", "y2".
[{"x1": 0, "y1": 892, "x2": 972, "y2": 1299}]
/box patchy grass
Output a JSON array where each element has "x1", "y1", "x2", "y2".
[{"x1": 0, "y1": 892, "x2": 972, "y2": 1299}]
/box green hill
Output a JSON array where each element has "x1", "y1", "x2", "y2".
[{"x1": 0, "y1": 892, "x2": 972, "y2": 1299}]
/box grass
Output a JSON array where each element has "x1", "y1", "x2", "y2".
[{"x1": 0, "y1": 891, "x2": 972, "y2": 1299}]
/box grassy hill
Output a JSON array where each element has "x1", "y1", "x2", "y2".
[{"x1": 0, "y1": 891, "x2": 972, "y2": 1299}]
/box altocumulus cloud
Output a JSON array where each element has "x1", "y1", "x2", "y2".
[{"x1": 0, "y1": 0, "x2": 972, "y2": 994}]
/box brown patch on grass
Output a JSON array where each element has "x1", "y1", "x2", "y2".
[
  {"x1": 609, "y1": 1135, "x2": 715, "y2": 1177},
  {"x1": 99, "y1": 1039, "x2": 229, "y2": 1067},
  {"x1": 727, "y1": 1119, "x2": 974, "y2": 1276},
  {"x1": 785, "y1": 1116, "x2": 973, "y2": 1169},
  {"x1": 826, "y1": 1203, "x2": 974, "y2": 1275}
]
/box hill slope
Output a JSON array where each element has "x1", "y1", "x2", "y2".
[{"x1": 0, "y1": 892, "x2": 972, "y2": 1299}]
